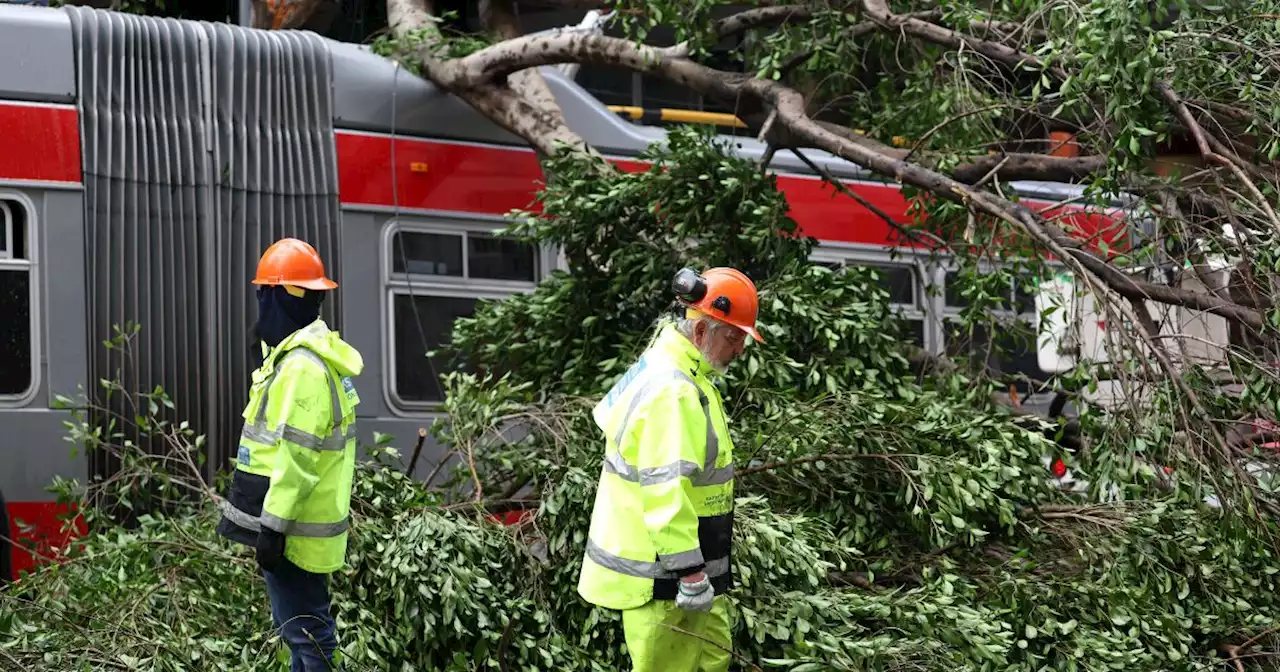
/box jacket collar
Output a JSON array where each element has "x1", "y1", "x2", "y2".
[
  {"x1": 654, "y1": 322, "x2": 718, "y2": 380},
  {"x1": 262, "y1": 319, "x2": 330, "y2": 366}
]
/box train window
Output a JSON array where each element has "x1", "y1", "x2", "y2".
[
  {"x1": 0, "y1": 199, "x2": 33, "y2": 398},
  {"x1": 386, "y1": 220, "x2": 541, "y2": 408},
  {"x1": 391, "y1": 231, "x2": 464, "y2": 277},
  {"x1": 904, "y1": 318, "x2": 926, "y2": 347},
  {"x1": 943, "y1": 320, "x2": 1044, "y2": 396},
  {"x1": 861, "y1": 264, "x2": 917, "y2": 307},
  {"x1": 944, "y1": 270, "x2": 967, "y2": 307},
  {"x1": 945, "y1": 269, "x2": 1038, "y2": 315},
  {"x1": 819, "y1": 256, "x2": 929, "y2": 348},
  {"x1": 823, "y1": 260, "x2": 920, "y2": 308},
  {"x1": 467, "y1": 233, "x2": 537, "y2": 282},
  {"x1": 392, "y1": 294, "x2": 478, "y2": 404}
]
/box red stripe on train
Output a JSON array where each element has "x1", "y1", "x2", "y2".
[
  {"x1": 332, "y1": 131, "x2": 1126, "y2": 251},
  {"x1": 5, "y1": 501, "x2": 86, "y2": 580},
  {"x1": 0, "y1": 100, "x2": 1124, "y2": 249},
  {"x1": 0, "y1": 102, "x2": 82, "y2": 184}
]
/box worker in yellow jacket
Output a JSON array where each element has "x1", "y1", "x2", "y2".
[
  {"x1": 578, "y1": 266, "x2": 763, "y2": 672},
  {"x1": 215, "y1": 237, "x2": 363, "y2": 671}
]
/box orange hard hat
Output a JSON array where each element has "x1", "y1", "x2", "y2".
[
  {"x1": 252, "y1": 238, "x2": 337, "y2": 291},
  {"x1": 672, "y1": 267, "x2": 763, "y2": 343}
]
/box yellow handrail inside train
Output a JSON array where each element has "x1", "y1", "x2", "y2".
[
  {"x1": 606, "y1": 105, "x2": 908, "y2": 147},
  {"x1": 608, "y1": 105, "x2": 747, "y2": 128}
]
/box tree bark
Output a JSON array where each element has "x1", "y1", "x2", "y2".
[
  {"x1": 432, "y1": 31, "x2": 1265, "y2": 329},
  {"x1": 384, "y1": 2, "x2": 1266, "y2": 332},
  {"x1": 387, "y1": 0, "x2": 595, "y2": 160}
]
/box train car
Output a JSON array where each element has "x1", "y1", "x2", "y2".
[{"x1": 0, "y1": 3, "x2": 1135, "y2": 581}]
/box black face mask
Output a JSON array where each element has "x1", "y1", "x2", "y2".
[{"x1": 250, "y1": 285, "x2": 324, "y2": 365}]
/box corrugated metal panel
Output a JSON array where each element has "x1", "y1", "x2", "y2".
[
  {"x1": 206, "y1": 23, "x2": 342, "y2": 473},
  {"x1": 67, "y1": 7, "x2": 212, "y2": 495},
  {"x1": 65, "y1": 6, "x2": 341, "y2": 489}
]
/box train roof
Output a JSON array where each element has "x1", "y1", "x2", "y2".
[{"x1": 0, "y1": 2, "x2": 1132, "y2": 208}]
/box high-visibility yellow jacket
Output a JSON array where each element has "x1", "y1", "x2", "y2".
[
  {"x1": 216, "y1": 318, "x2": 364, "y2": 574},
  {"x1": 577, "y1": 322, "x2": 736, "y2": 611}
]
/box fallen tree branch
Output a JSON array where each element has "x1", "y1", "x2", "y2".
[
  {"x1": 951, "y1": 153, "x2": 1108, "y2": 184},
  {"x1": 388, "y1": 0, "x2": 595, "y2": 160},
  {"x1": 438, "y1": 29, "x2": 1266, "y2": 327},
  {"x1": 859, "y1": 0, "x2": 1069, "y2": 80},
  {"x1": 776, "y1": 10, "x2": 943, "y2": 77},
  {"x1": 663, "y1": 5, "x2": 814, "y2": 59},
  {"x1": 1158, "y1": 81, "x2": 1280, "y2": 234}
]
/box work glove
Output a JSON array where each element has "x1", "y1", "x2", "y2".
[
  {"x1": 255, "y1": 528, "x2": 286, "y2": 573},
  {"x1": 676, "y1": 574, "x2": 715, "y2": 613}
]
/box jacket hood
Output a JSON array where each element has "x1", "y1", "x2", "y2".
[
  {"x1": 278, "y1": 318, "x2": 365, "y2": 377},
  {"x1": 592, "y1": 322, "x2": 711, "y2": 434}
]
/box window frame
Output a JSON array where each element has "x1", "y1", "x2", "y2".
[
  {"x1": 810, "y1": 245, "x2": 935, "y2": 351},
  {"x1": 938, "y1": 259, "x2": 1064, "y2": 394},
  {"x1": 0, "y1": 193, "x2": 40, "y2": 406},
  {"x1": 381, "y1": 215, "x2": 543, "y2": 413}
]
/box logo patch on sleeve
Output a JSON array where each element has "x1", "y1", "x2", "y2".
[{"x1": 237, "y1": 445, "x2": 251, "y2": 465}]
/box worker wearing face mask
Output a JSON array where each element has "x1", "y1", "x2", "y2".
[{"x1": 216, "y1": 237, "x2": 364, "y2": 671}]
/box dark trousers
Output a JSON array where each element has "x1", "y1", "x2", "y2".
[{"x1": 262, "y1": 558, "x2": 340, "y2": 671}]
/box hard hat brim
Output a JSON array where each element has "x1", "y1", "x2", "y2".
[
  {"x1": 252, "y1": 276, "x2": 338, "y2": 290},
  {"x1": 738, "y1": 324, "x2": 764, "y2": 343}
]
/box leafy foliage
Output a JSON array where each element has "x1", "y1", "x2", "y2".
[
  {"x1": 5, "y1": 127, "x2": 1280, "y2": 672},
  {"x1": 449, "y1": 127, "x2": 913, "y2": 415}
]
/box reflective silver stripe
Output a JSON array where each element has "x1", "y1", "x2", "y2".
[
  {"x1": 602, "y1": 451, "x2": 639, "y2": 481},
  {"x1": 244, "y1": 346, "x2": 350, "y2": 452},
  {"x1": 604, "y1": 456, "x2": 735, "y2": 488},
  {"x1": 612, "y1": 367, "x2": 702, "y2": 447},
  {"x1": 659, "y1": 548, "x2": 705, "y2": 572},
  {"x1": 241, "y1": 422, "x2": 352, "y2": 452},
  {"x1": 701, "y1": 391, "x2": 719, "y2": 474},
  {"x1": 260, "y1": 511, "x2": 350, "y2": 538},
  {"x1": 585, "y1": 540, "x2": 729, "y2": 579},
  {"x1": 639, "y1": 459, "x2": 700, "y2": 486},
  {"x1": 218, "y1": 496, "x2": 262, "y2": 532},
  {"x1": 603, "y1": 365, "x2": 733, "y2": 487}
]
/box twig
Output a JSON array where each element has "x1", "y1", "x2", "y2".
[
  {"x1": 406, "y1": 427, "x2": 429, "y2": 476},
  {"x1": 1239, "y1": 625, "x2": 1280, "y2": 651},
  {"x1": 1157, "y1": 81, "x2": 1280, "y2": 234},
  {"x1": 1219, "y1": 642, "x2": 1246, "y2": 672},
  {"x1": 739, "y1": 452, "x2": 913, "y2": 477},
  {"x1": 422, "y1": 450, "x2": 457, "y2": 488},
  {"x1": 789, "y1": 147, "x2": 948, "y2": 248},
  {"x1": 661, "y1": 623, "x2": 763, "y2": 672}
]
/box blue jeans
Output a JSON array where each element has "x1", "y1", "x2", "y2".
[{"x1": 262, "y1": 558, "x2": 340, "y2": 671}]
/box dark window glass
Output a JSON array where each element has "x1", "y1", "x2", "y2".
[
  {"x1": 577, "y1": 66, "x2": 636, "y2": 107},
  {"x1": 948, "y1": 270, "x2": 1031, "y2": 311},
  {"x1": 904, "y1": 318, "x2": 925, "y2": 347},
  {"x1": 1, "y1": 200, "x2": 25, "y2": 260},
  {"x1": 467, "y1": 233, "x2": 537, "y2": 282},
  {"x1": 945, "y1": 270, "x2": 967, "y2": 307},
  {"x1": 863, "y1": 264, "x2": 916, "y2": 305},
  {"x1": 393, "y1": 294, "x2": 478, "y2": 403},
  {"x1": 1014, "y1": 275, "x2": 1037, "y2": 315},
  {"x1": 391, "y1": 231, "x2": 464, "y2": 277},
  {"x1": 944, "y1": 320, "x2": 1044, "y2": 396},
  {"x1": 0, "y1": 269, "x2": 32, "y2": 396}
]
